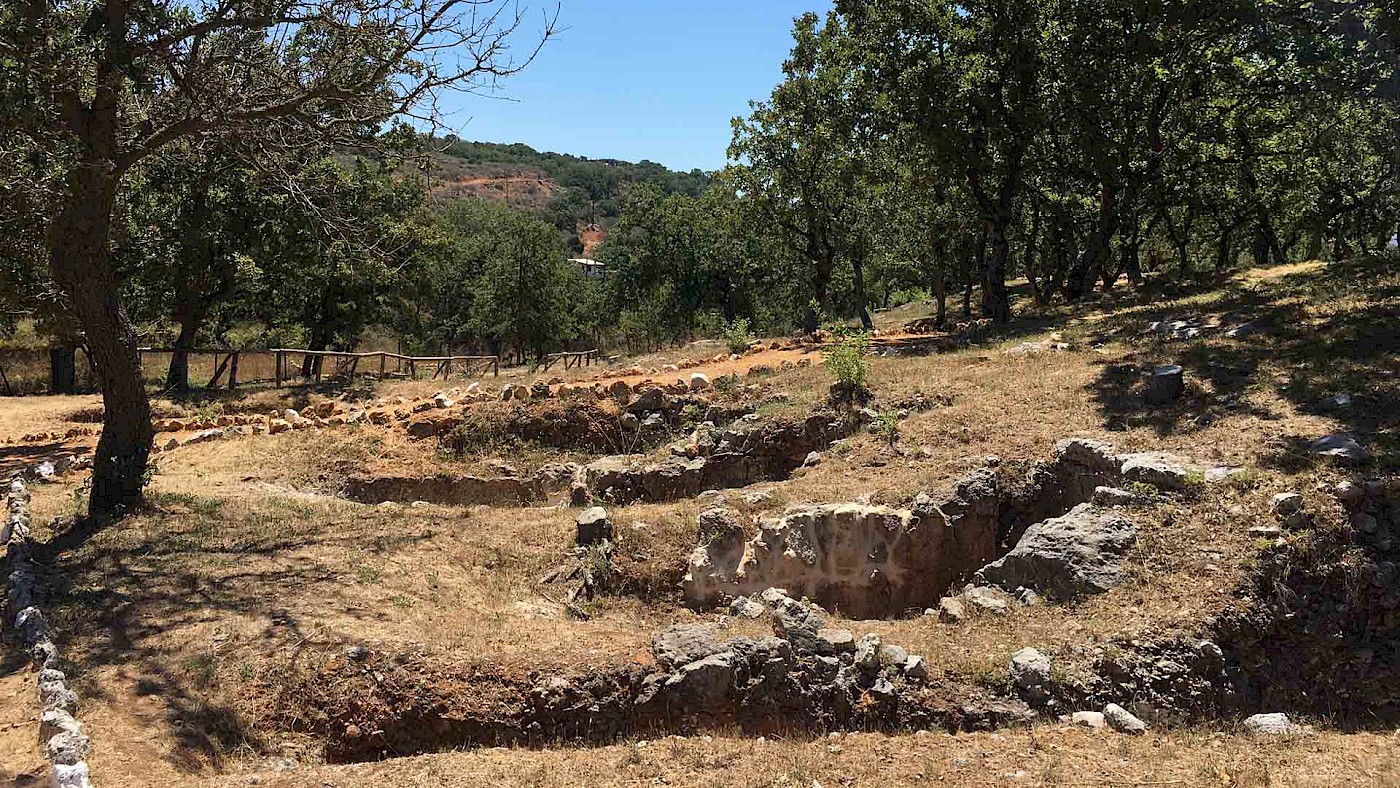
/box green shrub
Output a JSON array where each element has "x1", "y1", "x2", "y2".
[
  {"x1": 825, "y1": 330, "x2": 871, "y2": 391},
  {"x1": 724, "y1": 318, "x2": 754, "y2": 355},
  {"x1": 875, "y1": 410, "x2": 900, "y2": 446}
]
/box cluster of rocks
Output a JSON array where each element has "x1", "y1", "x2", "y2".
[
  {"x1": 15, "y1": 426, "x2": 96, "y2": 444},
  {"x1": 1143, "y1": 314, "x2": 1257, "y2": 341},
  {"x1": 628, "y1": 590, "x2": 1028, "y2": 733},
  {"x1": 1335, "y1": 478, "x2": 1400, "y2": 553},
  {"x1": 20, "y1": 454, "x2": 93, "y2": 485},
  {"x1": 3, "y1": 480, "x2": 94, "y2": 787}
]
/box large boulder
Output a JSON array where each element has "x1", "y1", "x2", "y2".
[
  {"x1": 1053, "y1": 438, "x2": 1122, "y2": 504},
  {"x1": 975, "y1": 503, "x2": 1137, "y2": 600},
  {"x1": 652, "y1": 624, "x2": 727, "y2": 669},
  {"x1": 682, "y1": 508, "x2": 748, "y2": 604}
]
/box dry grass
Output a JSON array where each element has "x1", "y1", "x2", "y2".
[
  {"x1": 105, "y1": 728, "x2": 1400, "y2": 787},
  {"x1": 1, "y1": 256, "x2": 1396, "y2": 784}
]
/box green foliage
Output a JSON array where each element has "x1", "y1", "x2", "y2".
[
  {"x1": 431, "y1": 198, "x2": 577, "y2": 361},
  {"x1": 724, "y1": 318, "x2": 754, "y2": 354},
  {"x1": 874, "y1": 410, "x2": 901, "y2": 446},
  {"x1": 825, "y1": 331, "x2": 871, "y2": 391}
]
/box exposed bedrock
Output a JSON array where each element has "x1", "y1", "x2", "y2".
[
  {"x1": 684, "y1": 469, "x2": 1005, "y2": 619},
  {"x1": 683, "y1": 437, "x2": 1228, "y2": 617}
]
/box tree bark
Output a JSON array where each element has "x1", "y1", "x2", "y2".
[
  {"x1": 804, "y1": 254, "x2": 833, "y2": 335},
  {"x1": 166, "y1": 175, "x2": 214, "y2": 391},
  {"x1": 851, "y1": 250, "x2": 873, "y2": 330},
  {"x1": 932, "y1": 266, "x2": 947, "y2": 329},
  {"x1": 981, "y1": 218, "x2": 1012, "y2": 323},
  {"x1": 49, "y1": 163, "x2": 154, "y2": 516}
]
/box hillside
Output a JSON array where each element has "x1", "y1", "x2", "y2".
[{"x1": 423, "y1": 139, "x2": 711, "y2": 243}]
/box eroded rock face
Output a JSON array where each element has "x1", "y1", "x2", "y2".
[
  {"x1": 975, "y1": 503, "x2": 1137, "y2": 601},
  {"x1": 685, "y1": 495, "x2": 1003, "y2": 618}
]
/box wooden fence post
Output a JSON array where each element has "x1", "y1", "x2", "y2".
[{"x1": 228, "y1": 352, "x2": 240, "y2": 389}]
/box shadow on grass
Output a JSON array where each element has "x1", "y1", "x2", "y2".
[
  {"x1": 27, "y1": 495, "x2": 438, "y2": 774},
  {"x1": 1083, "y1": 256, "x2": 1399, "y2": 470}
]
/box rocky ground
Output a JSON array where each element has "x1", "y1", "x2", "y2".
[{"x1": 1, "y1": 257, "x2": 1397, "y2": 787}]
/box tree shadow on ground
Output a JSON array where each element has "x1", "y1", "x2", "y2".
[
  {"x1": 1084, "y1": 256, "x2": 1399, "y2": 471},
  {"x1": 27, "y1": 499, "x2": 438, "y2": 774}
]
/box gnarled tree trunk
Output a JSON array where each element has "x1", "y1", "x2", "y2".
[{"x1": 49, "y1": 163, "x2": 154, "y2": 516}]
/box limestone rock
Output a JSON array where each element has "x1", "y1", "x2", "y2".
[
  {"x1": 1009, "y1": 647, "x2": 1052, "y2": 704},
  {"x1": 662, "y1": 652, "x2": 736, "y2": 709},
  {"x1": 854, "y1": 633, "x2": 883, "y2": 672},
  {"x1": 1308, "y1": 434, "x2": 1369, "y2": 464},
  {"x1": 976, "y1": 503, "x2": 1137, "y2": 601},
  {"x1": 961, "y1": 585, "x2": 1014, "y2": 614},
  {"x1": 1072, "y1": 710, "x2": 1106, "y2": 729},
  {"x1": 1119, "y1": 453, "x2": 1193, "y2": 492},
  {"x1": 652, "y1": 624, "x2": 726, "y2": 670},
  {"x1": 1270, "y1": 492, "x2": 1303, "y2": 516},
  {"x1": 1103, "y1": 703, "x2": 1147, "y2": 734},
  {"x1": 1242, "y1": 712, "x2": 1307, "y2": 735},
  {"x1": 575, "y1": 506, "x2": 614, "y2": 547},
  {"x1": 937, "y1": 596, "x2": 966, "y2": 623},
  {"x1": 817, "y1": 628, "x2": 856, "y2": 653},
  {"x1": 627, "y1": 388, "x2": 668, "y2": 414},
  {"x1": 770, "y1": 594, "x2": 829, "y2": 655},
  {"x1": 1091, "y1": 486, "x2": 1142, "y2": 507}
]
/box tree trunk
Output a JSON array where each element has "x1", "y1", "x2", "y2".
[
  {"x1": 166, "y1": 175, "x2": 215, "y2": 391},
  {"x1": 1125, "y1": 240, "x2": 1143, "y2": 286},
  {"x1": 963, "y1": 230, "x2": 984, "y2": 318},
  {"x1": 1067, "y1": 185, "x2": 1117, "y2": 300},
  {"x1": 1215, "y1": 230, "x2": 1234, "y2": 272},
  {"x1": 165, "y1": 303, "x2": 203, "y2": 391},
  {"x1": 804, "y1": 254, "x2": 833, "y2": 335},
  {"x1": 932, "y1": 266, "x2": 947, "y2": 329},
  {"x1": 982, "y1": 217, "x2": 1012, "y2": 323},
  {"x1": 1305, "y1": 225, "x2": 1324, "y2": 260},
  {"x1": 851, "y1": 251, "x2": 873, "y2": 330},
  {"x1": 49, "y1": 164, "x2": 154, "y2": 517}
]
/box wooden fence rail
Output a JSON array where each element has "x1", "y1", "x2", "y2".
[
  {"x1": 271, "y1": 349, "x2": 499, "y2": 387},
  {"x1": 137, "y1": 347, "x2": 498, "y2": 389},
  {"x1": 535, "y1": 349, "x2": 599, "y2": 373}
]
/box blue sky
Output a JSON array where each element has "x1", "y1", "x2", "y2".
[{"x1": 436, "y1": 1, "x2": 831, "y2": 173}]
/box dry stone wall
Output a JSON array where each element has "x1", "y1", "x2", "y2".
[{"x1": 4, "y1": 479, "x2": 95, "y2": 788}]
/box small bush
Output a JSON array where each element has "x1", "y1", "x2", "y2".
[
  {"x1": 875, "y1": 410, "x2": 901, "y2": 446},
  {"x1": 823, "y1": 330, "x2": 868, "y2": 397},
  {"x1": 724, "y1": 318, "x2": 754, "y2": 355}
]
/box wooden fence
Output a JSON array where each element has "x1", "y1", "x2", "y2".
[
  {"x1": 535, "y1": 349, "x2": 600, "y2": 373},
  {"x1": 136, "y1": 348, "x2": 499, "y2": 390}
]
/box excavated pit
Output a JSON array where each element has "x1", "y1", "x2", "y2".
[
  {"x1": 345, "y1": 412, "x2": 851, "y2": 507},
  {"x1": 282, "y1": 438, "x2": 1381, "y2": 764},
  {"x1": 682, "y1": 438, "x2": 1207, "y2": 619}
]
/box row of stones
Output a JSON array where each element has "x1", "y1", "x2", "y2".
[
  {"x1": 1009, "y1": 646, "x2": 1311, "y2": 736},
  {"x1": 3, "y1": 479, "x2": 94, "y2": 787}
]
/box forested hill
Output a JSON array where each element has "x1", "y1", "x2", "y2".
[{"x1": 423, "y1": 138, "x2": 711, "y2": 243}]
